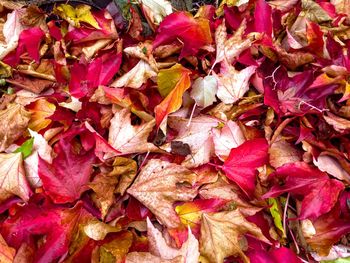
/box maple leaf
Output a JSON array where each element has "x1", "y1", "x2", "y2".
[
  {"x1": 27, "y1": 98, "x2": 56, "y2": 132},
  {"x1": 212, "y1": 120, "x2": 246, "y2": 161},
  {"x1": 0, "y1": 152, "x2": 32, "y2": 203},
  {"x1": 153, "y1": 11, "x2": 212, "y2": 58},
  {"x1": 89, "y1": 157, "x2": 137, "y2": 219},
  {"x1": 108, "y1": 108, "x2": 158, "y2": 155},
  {"x1": 214, "y1": 65, "x2": 257, "y2": 104},
  {"x1": 262, "y1": 162, "x2": 344, "y2": 220},
  {"x1": 0, "y1": 10, "x2": 24, "y2": 60},
  {"x1": 0, "y1": 103, "x2": 30, "y2": 152},
  {"x1": 175, "y1": 198, "x2": 228, "y2": 228},
  {"x1": 165, "y1": 115, "x2": 220, "y2": 168},
  {"x1": 155, "y1": 64, "x2": 192, "y2": 127},
  {"x1": 54, "y1": 4, "x2": 100, "y2": 29},
  {"x1": 146, "y1": 218, "x2": 199, "y2": 263},
  {"x1": 1, "y1": 201, "x2": 93, "y2": 262},
  {"x1": 38, "y1": 137, "x2": 96, "y2": 204},
  {"x1": 83, "y1": 219, "x2": 121, "y2": 241},
  {"x1": 200, "y1": 209, "x2": 270, "y2": 263},
  {"x1": 111, "y1": 60, "x2": 157, "y2": 89},
  {"x1": 190, "y1": 75, "x2": 218, "y2": 108},
  {"x1": 269, "y1": 137, "x2": 302, "y2": 169},
  {"x1": 140, "y1": 0, "x2": 173, "y2": 30},
  {"x1": 24, "y1": 129, "x2": 53, "y2": 188},
  {"x1": 222, "y1": 138, "x2": 269, "y2": 198},
  {"x1": 199, "y1": 176, "x2": 261, "y2": 216},
  {"x1": 127, "y1": 159, "x2": 197, "y2": 228},
  {"x1": 214, "y1": 19, "x2": 260, "y2": 66}
]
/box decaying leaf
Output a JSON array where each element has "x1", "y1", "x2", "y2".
[
  {"x1": 200, "y1": 209, "x2": 270, "y2": 263},
  {"x1": 127, "y1": 159, "x2": 197, "y2": 228},
  {"x1": 0, "y1": 152, "x2": 32, "y2": 203},
  {"x1": 0, "y1": 103, "x2": 30, "y2": 152},
  {"x1": 108, "y1": 108, "x2": 158, "y2": 155},
  {"x1": 147, "y1": 218, "x2": 199, "y2": 263}
]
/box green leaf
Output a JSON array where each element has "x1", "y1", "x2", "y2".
[
  {"x1": 14, "y1": 137, "x2": 34, "y2": 159},
  {"x1": 322, "y1": 258, "x2": 350, "y2": 263},
  {"x1": 268, "y1": 198, "x2": 285, "y2": 237}
]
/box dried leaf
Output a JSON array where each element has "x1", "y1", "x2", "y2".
[
  {"x1": 0, "y1": 103, "x2": 30, "y2": 152},
  {"x1": 190, "y1": 75, "x2": 217, "y2": 108},
  {"x1": 0, "y1": 152, "x2": 32, "y2": 203},
  {"x1": 127, "y1": 159, "x2": 197, "y2": 228},
  {"x1": 200, "y1": 210, "x2": 270, "y2": 263}
]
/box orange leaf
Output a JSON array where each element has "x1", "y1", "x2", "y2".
[
  {"x1": 28, "y1": 99, "x2": 56, "y2": 131},
  {"x1": 155, "y1": 64, "x2": 191, "y2": 127}
]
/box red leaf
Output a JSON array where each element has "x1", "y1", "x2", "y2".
[
  {"x1": 153, "y1": 11, "x2": 212, "y2": 59},
  {"x1": 1, "y1": 201, "x2": 91, "y2": 263},
  {"x1": 262, "y1": 162, "x2": 344, "y2": 220},
  {"x1": 222, "y1": 138, "x2": 269, "y2": 197},
  {"x1": 254, "y1": 0, "x2": 273, "y2": 36},
  {"x1": 38, "y1": 138, "x2": 96, "y2": 204}
]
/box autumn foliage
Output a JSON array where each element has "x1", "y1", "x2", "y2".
[{"x1": 1, "y1": 0, "x2": 350, "y2": 262}]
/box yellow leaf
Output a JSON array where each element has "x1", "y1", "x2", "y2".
[
  {"x1": 28, "y1": 99, "x2": 56, "y2": 132},
  {"x1": 54, "y1": 4, "x2": 100, "y2": 29}
]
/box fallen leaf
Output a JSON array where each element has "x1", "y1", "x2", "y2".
[
  {"x1": 54, "y1": 4, "x2": 101, "y2": 29},
  {"x1": 126, "y1": 252, "x2": 184, "y2": 263},
  {"x1": 23, "y1": 130, "x2": 52, "y2": 188},
  {"x1": 0, "y1": 10, "x2": 24, "y2": 60},
  {"x1": 140, "y1": 0, "x2": 173, "y2": 27},
  {"x1": 269, "y1": 138, "x2": 302, "y2": 169},
  {"x1": 110, "y1": 157, "x2": 138, "y2": 195},
  {"x1": 0, "y1": 152, "x2": 32, "y2": 203},
  {"x1": 214, "y1": 20, "x2": 259, "y2": 66},
  {"x1": 262, "y1": 162, "x2": 344, "y2": 220},
  {"x1": 153, "y1": 11, "x2": 212, "y2": 58},
  {"x1": 166, "y1": 115, "x2": 220, "y2": 168},
  {"x1": 147, "y1": 218, "x2": 200, "y2": 263},
  {"x1": 212, "y1": 120, "x2": 245, "y2": 161},
  {"x1": 199, "y1": 176, "x2": 261, "y2": 216},
  {"x1": 155, "y1": 64, "x2": 192, "y2": 127},
  {"x1": 111, "y1": 60, "x2": 157, "y2": 89},
  {"x1": 38, "y1": 137, "x2": 96, "y2": 204},
  {"x1": 0, "y1": 103, "x2": 30, "y2": 152},
  {"x1": 222, "y1": 138, "x2": 269, "y2": 197},
  {"x1": 190, "y1": 75, "x2": 218, "y2": 108},
  {"x1": 313, "y1": 155, "x2": 350, "y2": 182},
  {"x1": 27, "y1": 98, "x2": 56, "y2": 132},
  {"x1": 83, "y1": 219, "x2": 121, "y2": 241},
  {"x1": 200, "y1": 209, "x2": 270, "y2": 263},
  {"x1": 215, "y1": 65, "x2": 256, "y2": 104},
  {"x1": 0, "y1": 234, "x2": 15, "y2": 263},
  {"x1": 108, "y1": 108, "x2": 158, "y2": 155},
  {"x1": 97, "y1": 231, "x2": 133, "y2": 262},
  {"x1": 127, "y1": 159, "x2": 197, "y2": 228},
  {"x1": 324, "y1": 112, "x2": 350, "y2": 133}
]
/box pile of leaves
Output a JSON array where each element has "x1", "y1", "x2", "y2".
[{"x1": 1, "y1": 0, "x2": 350, "y2": 262}]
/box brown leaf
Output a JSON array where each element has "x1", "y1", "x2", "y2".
[
  {"x1": 83, "y1": 219, "x2": 121, "y2": 241},
  {"x1": 108, "y1": 108, "x2": 159, "y2": 156},
  {"x1": 0, "y1": 103, "x2": 30, "y2": 151},
  {"x1": 7, "y1": 73, "x2": 54, "y2": 94},
  {"x1": 199, "y1": 176, "x2": 260, "y2": 216},
  {"x1": 269, "y1": 138, "x2": 302, "y2": 169},
  {"x1": 95, "y1": 231, "x2": 133, "y2": 263},
  {"x1": 0, "y1": 234, "x2": 16, "y2": 263},
  {"x1": 111, "y1": 157, "x2": 138, "y2": 195},
  {"x1": 126, "y1": 252, "x2": 184, "y2": 263},
  {"x1": 89, "y1": 173, "x2": 118, "y2": 220},
  {"x1": 200, "y1": 209, "x2": 270, "y2": 263},
  {"x1": 147, "y1": 218, "x2": 199, "y2": 263},
  {"x1": 127, "y1": 159, "x2": 197, "y2": 228},
  {"x1": 0, "y1": 152, "x2": 32, "y2": 203},
  {"x1": 324, "y1": 112, "x2": 350, "y2": 132},
  {"x1": 165, "y1": 115, "x2": 220, "y2": 168}
]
